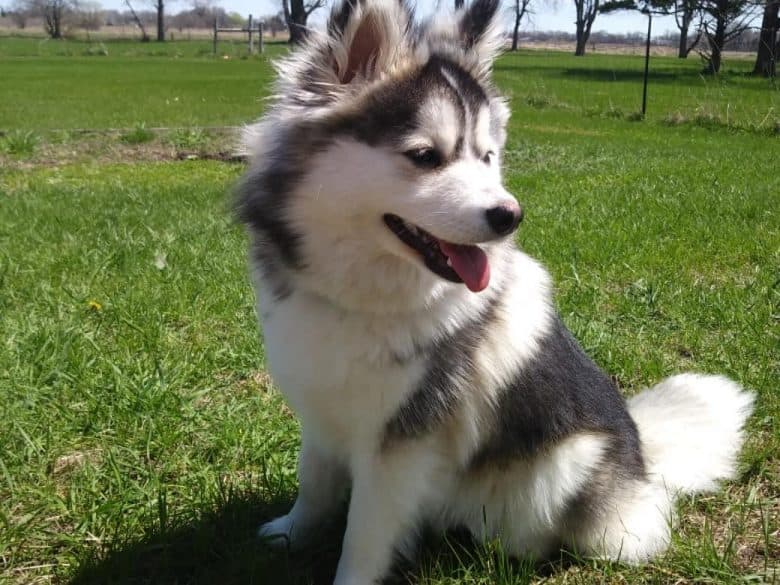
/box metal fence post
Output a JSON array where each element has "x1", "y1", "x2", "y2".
[
  {"x1": 641, "y1": 11, "x2": 652, "y2": 118},
  {"x1": 212, "y1": 18, "x2": 217, "y2": 56},
  {"x1": 248, "y1": 14, "x2": 254, "y2": 54},
  {"x1": 258, "y1": 21, "x2": 264, "y2": 54}
]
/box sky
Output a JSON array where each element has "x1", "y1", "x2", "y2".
[{"x1": 102, "y1": 0, "x2": 681, "y2": 37}]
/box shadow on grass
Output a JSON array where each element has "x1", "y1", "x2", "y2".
[
  {"x1": 68, "y1": 489, "x2": 579, "y2": 585},
  {"x1": 68, "y1": 489, "x2": 343, "y2": 585},
  {"x1": 558, "y1": 67, "x2": 684, "y2": 83},
  {"x1": 495, "y1": 61, "x2": 776, "y2": 91}
]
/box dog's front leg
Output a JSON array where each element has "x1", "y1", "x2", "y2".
[
  {"x1": 333, "y1": 443, "x2": 440, "y2": 585},
  {"x1": 259, "y1": 431, "x2": 348, "y2": 549}
]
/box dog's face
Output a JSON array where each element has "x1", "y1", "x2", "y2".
[{"x1": 240, "y1": 0, "x2": 520, "y2": 312}]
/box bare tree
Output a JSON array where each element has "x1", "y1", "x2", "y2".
[
  {"x1": 574, "y1": 0, "x2": 600, "y2": 55},
  {"x1": 264, "y1": 11, "x2": 287, "y2": 37},
  {"x1": 9, "y1": 0, "x2": 30, "y2": 27},
  {"x1": 282, "y1": 0, "x2": 326, "y2": 44},
  {"x1": 753, "y1": 0, "x2": 779, "y2": 75},
  {"x1": 674, "y1": 0, "x2": 704, "y2": 56},
  {"x1": 511, "y1": 0, "x2": 532, "y2": 49},
  {"x1": 699, "y1": 0, "x2": 759, "y2": 73},
  {"x1": 153, "y1": 0, "x2": 164, "y2": 40},
  {"x1": 35, "y1": 0, "x2": 70, "y2": 38},
  {"x1": 124, "y1": 0, "x2": 149, "y2": 40},
  {"x1": 455, "y1": 0, "x2": 465, "y2": 8},
  {"x1": 72, "y1": 0, "x2": 103, "y2": 30}
]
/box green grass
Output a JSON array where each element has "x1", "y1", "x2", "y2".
[
  {"x1": 0, "y1": 39, "x2": 778, "y2": 584},
  {"x1": 0, "y1": 129, "x2": 40, "y2": 155},
  {"x1": 1, "y1": 38, "x2": 778, "y2": 131},
  {"x1": 495, "y1": 50, "x2": 780, "y2": 131},
  {"x1": 0, "y1": 38, "x2": 288, "y2": 131},
  {"x1": 119, "y1": 122, "x2": 155, "y2": 144}
]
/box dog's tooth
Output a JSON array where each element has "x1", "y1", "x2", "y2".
[{"x1": 446, "y1": 258, "x2": 452, "y2": 267}]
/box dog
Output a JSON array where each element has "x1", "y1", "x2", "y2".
[{"x1": 235, "y1": 0, "x2": 755, "y2": 582}]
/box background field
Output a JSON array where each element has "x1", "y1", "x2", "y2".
[{"x1": 1, "y1": 36, "x2": 778, "y2": 584}]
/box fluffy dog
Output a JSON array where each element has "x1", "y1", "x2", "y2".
[{"x1": 236, "y1": 1, "x2": 754, "y2": 582}]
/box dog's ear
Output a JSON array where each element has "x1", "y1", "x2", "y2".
[
  {"x1": 459, "y1": 0, "x2": 504, "y2": 66},
  {"x1": 327, "y1": 0, "x2": 411, "y2": 84}
]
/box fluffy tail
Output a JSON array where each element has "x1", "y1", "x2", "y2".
[
  {"x1": 576, "y1": 374, "x2": 754, "y2": 563},
  {"x1": 628, "y1": 373, "x2": 755, "y2": 493}
]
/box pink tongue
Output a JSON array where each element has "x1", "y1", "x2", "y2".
[{"x1": 439, "y1": 241, "x2": 490, "y2": 293}]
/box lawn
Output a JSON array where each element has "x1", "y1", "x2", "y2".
[{"x1": 0, "y1": 36, "x2": 777, "y2": 584}]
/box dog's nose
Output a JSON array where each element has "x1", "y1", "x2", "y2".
[{"x1": 485, "y1": 203, "x2": 523, "y2": 236}]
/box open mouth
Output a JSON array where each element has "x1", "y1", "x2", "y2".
[{"x1": 383, "y1": 213, "x2": 490, "y2": 293}]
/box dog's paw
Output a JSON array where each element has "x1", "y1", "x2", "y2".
[{"x1": 257, "y1": 515, "x2": 295, "y2": 548}]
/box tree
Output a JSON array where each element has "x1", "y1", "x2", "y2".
[
  {"x1": 574, "y1": 0, "x2": 600, "y2": 55},
  {"x1": 72, "y1": 0, "x2": 103, "y2": 30},
  {"x1": 699, "y1": 0, "x2": 759, "y2": 73},
  {"x1": 511, "y1": 0, "x2": 532, "y2": 49},
  {"x1": 264, "y1": 11, "x2": 287, "y2": 37},
  {"x1": 153, "y1": 0, "x2": 164, "y2": 40},
  {"x1": 38, "y1": 0, "x2": 70, "y2": 38},
  {"x1": 600, "y1": 0, "x2": 701, "y2": 57},
  {"x1": 673, "y1": 0, "x2": 704, "y2": 56},
  {"x1": 124, "y1": 0, "x2": 149, "y2": 40},
  {"x1": 282, "y1": 0, "x2": 326, "y2": 44},
  {"x1": 455, "y1": 0, "x2": 465, "y2": 8},
  {"x1": 753, "y1": 0, "x2": 779, "y2": 75},
  {"x1": 9, "y1": 0, "x2": 30, "y2": 27}
]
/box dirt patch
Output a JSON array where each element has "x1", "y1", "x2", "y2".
[
  {"x1": 50, "y1": 449, "x2": 103, "y2": 477},
  {"x1": 0, "y1": 127, "x2": 246, "y2": 171}
]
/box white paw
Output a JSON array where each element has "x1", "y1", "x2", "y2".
[{"x1": 257, "y1": 514, "x2": 295, "y2": 548}]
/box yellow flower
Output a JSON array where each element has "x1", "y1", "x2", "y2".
[{"x1": 87, "y1": 300, "x2": 102, "y2": 312}]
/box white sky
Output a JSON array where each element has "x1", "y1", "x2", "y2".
[{"x1": 101, "y1": 0, "x2": 681, "y2": 37}]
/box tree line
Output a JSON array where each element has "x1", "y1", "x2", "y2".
[
  {"x1": 1, "y1": 0, "x2": 287, "y2": 41},
  {"x1": 593, "y1": 0, "x2": 778, "y2": 74},
  {"x1": 1, "y1": 0, "x2": 777, "y2": 75}
]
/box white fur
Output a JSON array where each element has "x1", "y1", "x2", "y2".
[
  {"x1": 567, "y1": 373, "x2": 756, "y2": 563},
  {"x1": 629, "y1": 374, "x2": 756, "y2": 493},
  {"x1": 246, "y1": 1, "x2": 755, "y2": 582},
  {"x1": 285, "y1": 137, "x2": 514, "y2": 312},
  {"x1": 444, "y1": 433, "x2": 609, "y2": 558}
]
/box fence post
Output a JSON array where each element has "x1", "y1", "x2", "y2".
[
  {"x1": 248, "y1": 14, "x2": 254, "y2": 54},
  {"x1": 212, "y1": 17, "x2": 217, "y2": 56},
  {"x1": 641, "y1": 11, "x2": 652, "y2": 118},
  {"x1": 258, "y1": 21, "x2": 264, "y2": 54}
]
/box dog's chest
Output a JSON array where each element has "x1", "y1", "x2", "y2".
[{"x1": 259, "y1": 293, "x2": 426, "y2": 450}]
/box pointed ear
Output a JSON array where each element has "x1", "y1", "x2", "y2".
[
  {"x1": 328, "y1": 0, "x2": 411, "y2": 84},
  {"x1": 459, "y1": 0, "x2": 504, "y2": 63}
]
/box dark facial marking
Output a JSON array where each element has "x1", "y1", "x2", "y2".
[
  {"x1": 431, "y1": 55, "x2": 489, "y2": 118},
  {"x1": 328, "y1": 56, "x2": 488, "y2": 168}
]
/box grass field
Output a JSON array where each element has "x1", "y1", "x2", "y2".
[{"x1": 0, "y1": 35, "x2": 778, "y2": 584}]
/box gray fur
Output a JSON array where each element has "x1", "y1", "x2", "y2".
[
  {"x1": 468, "y1": 315, "x2": 645, "y2": 474},
  {"x1": 383, "y1": 299, "x2": 500, "y2": 446}
]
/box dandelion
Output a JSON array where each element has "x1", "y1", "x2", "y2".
[{"x1": 87, "y1": 300, "x2": 102, "y2": 311}]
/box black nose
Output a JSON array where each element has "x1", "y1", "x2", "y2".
[{"x1": 485, "y1": 203, "x2": 523, "y2": 236}]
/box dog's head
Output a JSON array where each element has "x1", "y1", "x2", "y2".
[{"x1": 239, "y1": 0, "x2": 520, "y2": 312}]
